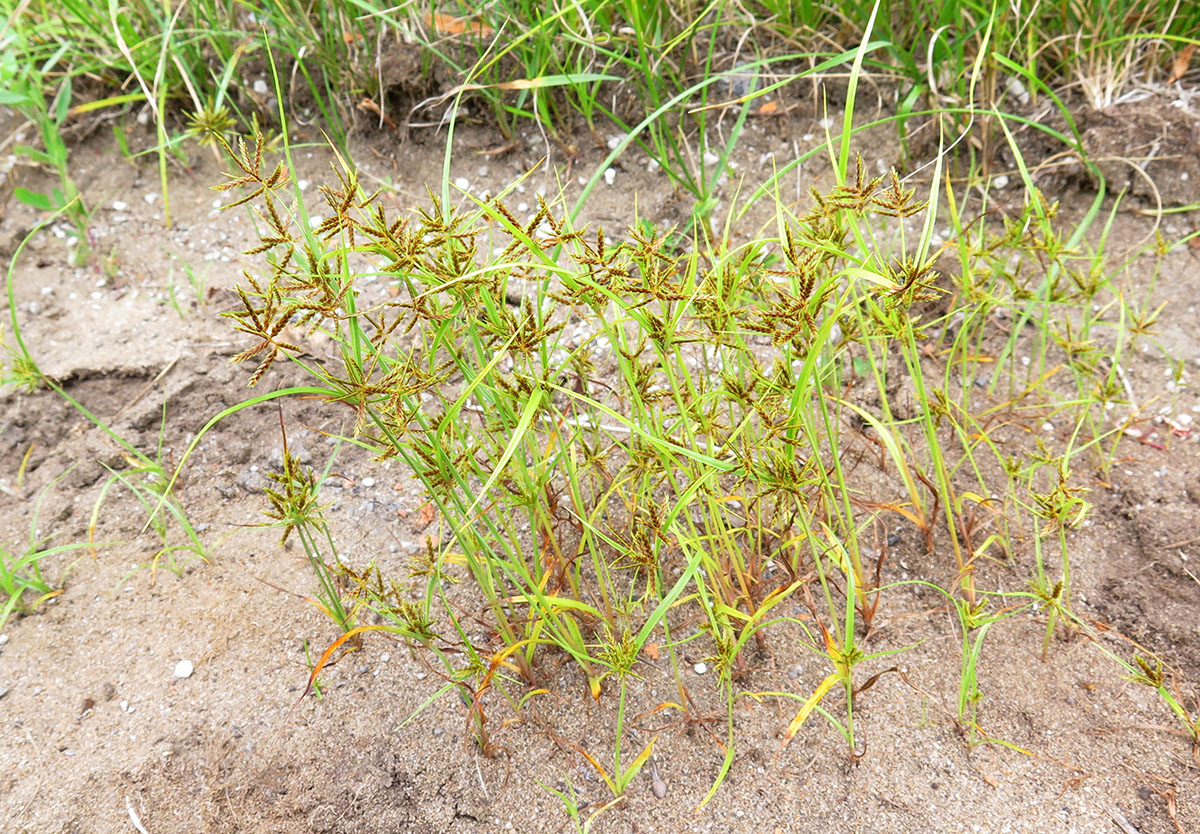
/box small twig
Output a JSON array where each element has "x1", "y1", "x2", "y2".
[
  {"x1": 111, "y1": 356, "x2": 179, "y2": 420},
  {"x1": 475, "y1": 754, "x2": 490, "y2": 801},
  {"x1": 1108, "y1": 806, "x2": 1142, "y2": 834},
  {"x1": 125, "y1": 796, "x2": 150, "y2": 834}
]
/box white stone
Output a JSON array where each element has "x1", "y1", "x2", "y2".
[{"x1": 173, "y1": 659, "x2": 194, "y2": 679}]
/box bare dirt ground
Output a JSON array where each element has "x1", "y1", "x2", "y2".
[{"x1": 2, "y1": 94, "x2": 1200, "y2": 834}]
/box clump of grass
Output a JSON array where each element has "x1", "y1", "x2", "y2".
[
  {"x1": 0, "y1": 464, "x2": 94, "y2": 630},
  {"x1": 0, "y1": 27, "x2": 89, "y2": 254},
  {"x1": 207, "y1": 109, "x2": 1200, "y2": 804},
  {"x1": 173, "y1": 20, "x2": 1193, "y2": 810},
  {"x1": 207, "y1": 113, "x2": 1052, "y2": 800},
  {"x1": 89, "y1": 400, "x2": 207, "y2": 584},
  {"x1": 261, "y1": 412, "x2": 357, "y2": 637},
  {"x1": 4, "y1": 221, "x2": 208, "y2": 587}
]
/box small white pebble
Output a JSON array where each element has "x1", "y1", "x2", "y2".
[
  {"x1": 253, "y1": 78, "x2": 269, "y2": 95},
  {"x1": 703, "y1": 150, "x2": 720, "y2": 166},
  {"x1": 112, "y1": 200, "x2": 128, "y2": 211},
  {"x1": 298, "y1": 179, "x2": 310, "y2": 191},
  {"x1": 693, "y1": 662, "x2": 708, "y2": 675},
  {"x1": 1005, "y1": 76, "x2": 1031, "y2": 105},
  {"x1": 992, "y1": 175, "x2": 1009, "y2": 190},
  {"x1": 1041, "y1": 422, "x2": 1054, "y2": 432},
  {"x1": 454, "y1": 176, "x2": 470, "y2": 191},
  {"x1": 607, "y1": 133, "x2": 627, "y2": 150},
  {"x1": 143, "y1": 192, "x2": 158, "y2": 204},
  {"x1": 604, "y1": 167, "x2": 616, "y2": 186},
  {"x1": 173, "y1": 659, "x2": 194, "y2": 679},
  {"x1": 361, "y1": 477, "x2": 376, "y2": 488}
]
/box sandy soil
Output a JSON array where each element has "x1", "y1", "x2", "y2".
[{"x1": 1, "y1": 92, "x2": 1199, "y2": 834}]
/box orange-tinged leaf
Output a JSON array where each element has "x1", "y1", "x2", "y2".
[
  {"x1": 644, "y1": 642, "x2": 660, "y2": 660},
  {"x1": 1167, "y1": 44, "x2": 1195, "y2": 84},
  {"x1": 576, "y1": 745, "x2": 618, "y2": 795},
  {"x1": 589, "y1": 676, "x2": 603, "y2": 700},
  {"x1": 817, "y1": 619, "x2": 839, "y2": 657},
  {"x1": 425, "y1": 12, "x2": 493, "y2": 37},
  {"x1": 780, "y1": 672, "x2": 840, "y2": 749},
  {"x1": 306, "y1": 624, "x2": 393, "y2": 694},
  {"x1": 757, "y1": 100, "x2": 779, "y2": 115},
  {"x1": 638, "y1": 701, "x2": 684, "y2": 717}
]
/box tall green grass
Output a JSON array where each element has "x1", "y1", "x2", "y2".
[{"x1": 4, "y1": 0, "x2": 1196, "y2": 229}]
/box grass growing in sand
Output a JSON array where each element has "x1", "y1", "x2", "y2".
[
  {"x1": 2, "y1": 0, "x2": 1198, "y2": 824},
  {"x1": 198, "y1": 41, "x2": 1195, "y2": 826}
]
